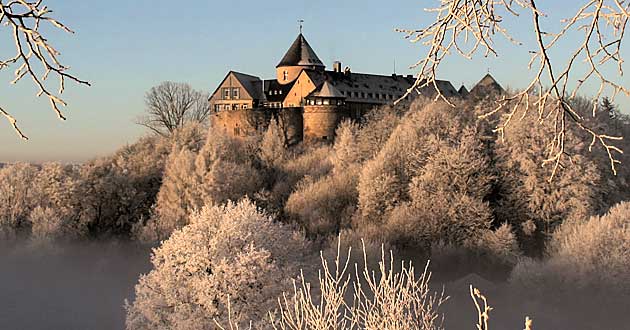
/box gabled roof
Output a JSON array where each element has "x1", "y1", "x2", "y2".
[
  {"x1": 277, "y1": 34, "x2": 325, "y2": 68},
  {"x1": 210, "y1": 71, "x2": 264, "y2": 101},
  {"x1": 309, "y1": 80, "x2": 345, "y2": 98},
  {"x1": 469, "y1": 73, "x2": 504, "y2": 96}
]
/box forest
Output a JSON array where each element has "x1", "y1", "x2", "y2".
[{"x1": 2, "y1": 92, "x2": 630, "y2": 329}]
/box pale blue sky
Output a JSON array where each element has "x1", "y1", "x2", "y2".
[{"x1": 1, "y1": 0, "x2": 628, "y2": 162}]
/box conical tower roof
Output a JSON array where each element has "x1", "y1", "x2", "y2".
[
  {"x1": 277, "y1": 34, "x2": 325, "y2": 68},
  {"x1": 311, "y1": 81, "x2": 345, "y2": 98},
  {"x1": 470, "y1": 73, "x2": 504, "y2": 96}
]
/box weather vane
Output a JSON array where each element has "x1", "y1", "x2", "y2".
[{"x1": 298, "y1": 19, "x2": 304, "y2": 34}]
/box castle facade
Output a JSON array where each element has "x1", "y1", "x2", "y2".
[{"x1": 210, "y1": 33, "x2": 502, "y2": 143}]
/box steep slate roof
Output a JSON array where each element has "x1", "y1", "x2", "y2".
[
  {"x1": 254, "y1": 79, "x2": 295, "y2": 103},
  {"x1": 469, "y1": 73, "x2": 504, "y2": 96},
  {"x1": 276, "y1": 34, "x2": 325, "y2": 68},
  {"x1": 299, "y1": 70, "x2": 460, "y2": 103},
  {"x1": 231, "y1": 71, "x2": 264, "y2": 99},
  {"x1": 458, "y1": 85, "x2": 470, "y2": 97},
  {"x1": 310, "y1": 80, "x2": 345, "y2": 98}
]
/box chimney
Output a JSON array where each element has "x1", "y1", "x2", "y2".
[
  {"x1": 407, "y1": 74, "x2": 414, "y2": 79},
  {"x1": 333, "y1": 61, "x2": 342, "y2": 73}
]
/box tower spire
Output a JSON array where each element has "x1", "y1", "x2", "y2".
[{"x1": 298, "y1": 19, "x2": 304, "y2": 34}]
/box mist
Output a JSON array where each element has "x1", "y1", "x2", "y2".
[{"x1": 0, "y1": 241, "x2": 151, "y2": 330}]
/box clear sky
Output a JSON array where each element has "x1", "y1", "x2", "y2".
[{"x1": 1, "y1": 0, "x2": 628, "y2": 162}]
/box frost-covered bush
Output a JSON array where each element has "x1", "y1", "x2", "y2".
[
  {"x1": 511, "y1": 201, "x2": 630, "y2": 292},
  {"x1": 126, "y1": 199, "x2": 308, "y2": 329},
  {"x1": 285, "y1": 171, "x2": 357, "y2": 237}
]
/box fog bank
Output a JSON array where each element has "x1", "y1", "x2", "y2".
[{"x1": 0, "y1": 241, "x2": 151, "y2": 330}]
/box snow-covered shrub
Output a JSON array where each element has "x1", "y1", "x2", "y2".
[
  {"x1": 285, "y1": 170, "x2": 357, "y2": 237},
  {"x1": 126, "y1": 199, "x2": 309, "y2": 329}
]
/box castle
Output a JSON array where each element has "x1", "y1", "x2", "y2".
[{"x1": 210, "y1": 32, "x2": 503, "y2": 144}]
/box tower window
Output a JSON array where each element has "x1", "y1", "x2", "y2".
[{"x1": 283, "y1": 70, "x2": 288, "y2": 81}]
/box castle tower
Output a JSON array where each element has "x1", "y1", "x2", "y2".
[
  {"x1": 276, "y1": 33, "x2": 325, "y2": 84},
  {"x1": 303, "y1": 81, "x2": 347, "y2": 142}
]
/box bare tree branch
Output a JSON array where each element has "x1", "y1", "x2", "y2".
[
  {"x1": 400, "y1": 0, "x2": 630, "y2": 179},
  {"x1": 137, "y1": 82, "x2": 211, "y2": 136},
  {"x1": 0, "y1": 0, "x2": 90, "y2": 140}
]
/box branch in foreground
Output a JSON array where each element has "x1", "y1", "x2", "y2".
[
  {"x1": 0, "y1": 0, "x2": 90, "y2": 139},
  {"x1": 399, "y1": 0, "x2": 629, "y2": 179}
]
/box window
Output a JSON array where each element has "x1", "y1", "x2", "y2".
[
  {"x1": 368, "y1": 93, "x2": 373, "y2": 98},
  {"x1": 234, "y1": 127, "x2": 241, "y2": 136},
  {"x1": 224, "y1": 104, "x2": 230, "y2": 110},
  {"x1": 223, "y1": 88, "x2": 230, "y2": 100},
  {"x1": 316, "y1": 99, "x2": 323, "y2": 105},
  {"x1": 323, "y1": 99, "x2": 330, "y2": 105},
  {"x1": 214, "y1": 104, "x2": 221, "y2": 112},
  {"x1": 361, "y1": 92, "x2": 366, "y2": 98},
  {"x1": 283, "y1": 70, "x2": 288, "y2": 81},
  {"x1": 322, "y1": 136, "x2": 328, "y2": 140},
  {"x1": 242, "y1": 104, "x2": 248, "y2": 109},
  {"x1": 279, "y1": 90, "x2": 283, "y2": 95},
  {"x1": 232, "y1": 88, "x2": 240, "y2": 100},
  {"x1": 353, "y1": 92, "x2": 359, "y2": 98}
]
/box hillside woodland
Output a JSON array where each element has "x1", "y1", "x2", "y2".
[{"x1": 2, "y1": 95, "x2": 630, "y2": 329}]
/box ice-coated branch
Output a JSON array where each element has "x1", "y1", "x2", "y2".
[{"x1": 0, "y1": 0, "x2": 90, "y2": 140}]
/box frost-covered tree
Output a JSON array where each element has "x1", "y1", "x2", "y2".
[
  {"x1": 385, "y1": 128, "x2": 495, "y2": 247},
  {"x1": 332, "y1": 120, "x2": 360, "y2": 172},
  {"x1": 0, "y1": 163, "x2": 38, "y2": 239},
  {"x1": 142, "y1": 128, "x2": 264, "y2": 240},
  {"x1": 78, "y1": 135, "x2": 171, "y2": 237},
  {"x1": 126, "y1": 199, "x2": 308, "y2": 329},
  {"x1": 259, "y1": 118, "x2": 287, "y2": 170},
  {"x1": 194, "y1": 128, "x2": 263, "y2": 206},
  {"x1": 356, "y1": 100, "x2": 472, "y2": 226},
  {"x1": 29, "y1": 162, "x2": 83, "y2": 239},
  {"x1": 139, "y1": 147, "x2": 198, "y2": 241},
  {"x1": 493, "y1": 106, "x2": 603, "y2": 254}
]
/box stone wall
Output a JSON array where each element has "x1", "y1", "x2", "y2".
[
  {"x1": 213, "y1": 109, "x2": 269, "y2": 138},
  {"x1": 303, "y1": 105, "x2": 348, "y2": 142}
]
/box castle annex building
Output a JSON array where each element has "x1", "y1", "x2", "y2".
[{"x1": 210, "y1": 32, "x2": 503, "y2": 143}]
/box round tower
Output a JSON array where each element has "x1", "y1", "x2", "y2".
[
  {"x1": 276, "y1": 33, "x2": 325, "y2": 84},
  {"x1": 303, "y1": 81, "x2": 347, "y2": 142}
]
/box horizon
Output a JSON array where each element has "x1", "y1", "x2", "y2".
[{"x1": 1, "y1": 0, "x2": 628, "y2": 163}]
